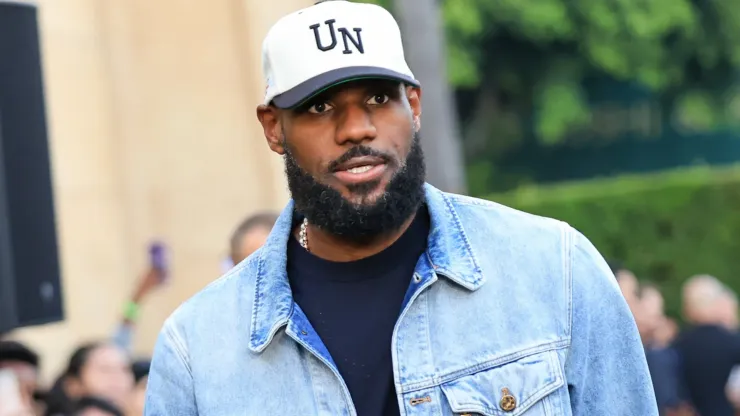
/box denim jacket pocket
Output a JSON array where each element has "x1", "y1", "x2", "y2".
[{"x1": 440, "y1": 349, "x2": 564, "y2": 416}]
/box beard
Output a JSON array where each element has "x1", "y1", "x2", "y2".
[{"x1": 284, "y1": 133, "x2": 426, "y2": 241}]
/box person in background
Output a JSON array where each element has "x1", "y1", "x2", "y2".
[
  {"x1": 638, "y1": 284, "x2": 691, "y2": 415},
  {"x1": 718, "y1": 288, "x2": 740, "y2": 413},
  {"x1": 112, "y1": 250, "x2": 168, "y2": 354},
  {"x1": 44, "y1": 343, "x2": 133, "y2": 416},
  {"x1": 71, "y1": 396, "x2": 124, "y2": 416},
  {"x1": 638, "y1": 284, "x2": 665, "y2": 342},
  {"x1": 610, "y1": 261, "x2": 640, "y2": 312},
  {"x1": 0, "y1": 341, "x2": 41, "y2": 412},
  {"x1": 718, "y1": 288, "x2": 739, "y2": 331},
  {"x1": 41, "y1": 245, "x2": 163, "y2": 416},
  {"x1": 675, "y1": 275, "x2": 740, "y2": 416},
  {"x1": 228, "y1": 212, "x2": 278, "y2": 265}
]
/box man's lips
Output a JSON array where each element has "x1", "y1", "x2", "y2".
[
  {"x1": 332, "y1": 156, "x2": 385, "y2": 172},
  {"x1": 332, "y1": 156, "x2": 387, "y2": 185}
]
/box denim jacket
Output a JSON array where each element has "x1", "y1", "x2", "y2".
[{"x1": 145, "y1": 184, "x2": 657, "y2": 415}]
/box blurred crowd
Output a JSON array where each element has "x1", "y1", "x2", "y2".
[
  {"x1": 0, "y1": 212, "x2": 278, "y2": 416},
  {"x1": 613, "y1": 264, "x2": 740, "y2": 416}
]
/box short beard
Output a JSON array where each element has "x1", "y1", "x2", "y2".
[{"x1": 283, "y1": 133, "x2": 426, "y2": 241}]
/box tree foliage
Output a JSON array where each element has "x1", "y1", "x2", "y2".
[{"x1": 360, "y1": 0, "x2": 740, "y2": 142}]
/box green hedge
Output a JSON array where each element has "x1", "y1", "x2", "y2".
[{"x1": 486, "y1": 165, "x2": 740, "y2": 320}]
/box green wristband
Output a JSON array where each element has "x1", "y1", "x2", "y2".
[{"x1": 124, "y1": 301, "x2": 140, "y2": 322}]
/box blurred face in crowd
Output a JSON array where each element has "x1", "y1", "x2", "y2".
[
  {"x1": 717, "y1": 291, "x2": 739, "y2": 330},
  {"x1": 258, "y1": 79, "x2": 425, "y2": 240},
  {"x1": 616, "y1": 270, "x2": 639, "y2": 308},
  {"x1": 229, "y1": 213, "x2": 278, "y2": 264},
  {"x1": 235, "y1": 226, "x2": 271, "y2": 262},
  {"x1": 66, "y1": 344, "x2": 134, "y2": 409},
  {"x1": 641, "y1": 286, "x2": 664, "y2": 322},
  {"x1": 683, "y1": 275, "x2": 726, "y2": 324},
  {"x1": 636, "y1": 286, "x2": 664, "y2": 341}
]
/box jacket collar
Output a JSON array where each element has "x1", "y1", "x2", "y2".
[{"x1": 248, "y1": 183, "x2": 484, "y2": 352}]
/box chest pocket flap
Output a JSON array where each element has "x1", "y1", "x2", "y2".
[{"x1": 440, "y1": 349, "x2": 564, "y2": 416}]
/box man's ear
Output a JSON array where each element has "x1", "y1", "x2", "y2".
[
  {"x1": 256, "y1": 105, "x2": 285, "y2": 155},
  {"x1": 406, "y1": 86, "x2": 422, "y2": 132}
]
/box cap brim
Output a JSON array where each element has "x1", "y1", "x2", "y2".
[{"x1": 271, "y1": 66, "x2": 420, "y2": 109}]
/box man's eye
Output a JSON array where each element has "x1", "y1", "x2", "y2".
[
  {"x1": 307, "y1": 102, "x2": 333, "y2": 114},
  {"x1": 368, "y1": 94, "x2": 389, "y2": 105}
]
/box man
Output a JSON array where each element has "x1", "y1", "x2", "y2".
[
  {"x1": 717, "y1": 287, "x2": 739, "y2": 331},
  {"x1": 675, "y1": 275, "x2": 740, "y2": 416},
  {"x1": 638, "y1": 283, "x2": 666, "y2": 342},
  {"x1": 145, "y1": 1, "x2": 656, "y2": 414},
  {"x1": 612, "y1": 262, "x2": 640, "y2": 311},
  {"x1": 717, "y1": 288, "x2": 740, "y2": 411},
  {"x1": 228, "y1": 212, "x2": 278, "y2": 265},
  {"x1": 637, "y1": 285, "x2": 690, "y2": 415}
]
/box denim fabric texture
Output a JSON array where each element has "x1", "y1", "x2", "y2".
[{"x1": 144, "y1": 184, "x2": 658, "y2": 415}]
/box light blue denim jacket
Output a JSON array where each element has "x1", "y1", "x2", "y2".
[{"x1": 145, "y1": 184, "x2": 657, "y2": 415}]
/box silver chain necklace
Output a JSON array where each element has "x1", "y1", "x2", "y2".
[{"x1": 299, "y1": 218, "x2": 309, "y2": 251}]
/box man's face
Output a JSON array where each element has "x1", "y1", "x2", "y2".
[{"x1": 258, "y1": 79, "x2": 425, "y2": 239}]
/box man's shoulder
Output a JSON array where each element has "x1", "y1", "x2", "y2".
[
  {"x1": 441, "y1": 191, "x2": 570, "y2": 242},
  {"x1": 164, "y1": 253, "x2": 260, "y2": 333},
  {"x1": 438, "y1": 190, "x2": 610, "y2": 294},
  {"x1": 434, "y1": 190, "x2": 575, "y2": 296}
]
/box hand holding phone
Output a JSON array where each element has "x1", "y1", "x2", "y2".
[{"x1": 148, "y1": 241, "x2": 169, "y2": 283}]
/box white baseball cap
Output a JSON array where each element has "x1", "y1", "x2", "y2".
[{"x1": 262, "y1": 0, "x2": 419, "y2": 109}]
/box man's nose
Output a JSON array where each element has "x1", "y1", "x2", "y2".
[{"x1": 335, "y1": 104, "x2": 377, "y2": 145}]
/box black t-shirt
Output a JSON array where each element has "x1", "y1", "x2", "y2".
[
  {"x1": 673, "y1": 324, "x2": 740, "y2": 416},
  {"x1": 287, "y1": 208, "x2": 429, "y2": 416}
]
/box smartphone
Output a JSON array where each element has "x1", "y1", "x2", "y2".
[
  {"x1": 0, "y1": 369, "x2": 24, "y2": 413},
  {"x1": 148, "y1": 242, "x2": 169, "y2": 282}
]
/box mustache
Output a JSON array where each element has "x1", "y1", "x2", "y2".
[{"x1": 327, "y1": 146, "x2": 393, "y2": 172}]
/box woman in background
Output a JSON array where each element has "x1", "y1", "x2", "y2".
[{"x1": 44, "y1": 343, "x2": 133, "y2": 416}]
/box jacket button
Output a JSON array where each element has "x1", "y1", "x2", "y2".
[{"x1": 500, "y1": 387, "x2": 517, "y2": 412}]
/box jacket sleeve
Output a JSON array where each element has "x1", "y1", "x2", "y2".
[
  {"x1": 564, "y1": 227, "x2": 658, "y2": 416},
  {"x1": 144, "y1": 318, "x2": 197, "y2": 415}
]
